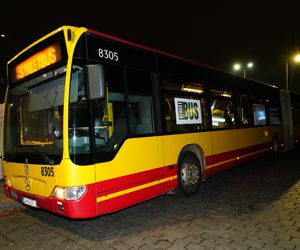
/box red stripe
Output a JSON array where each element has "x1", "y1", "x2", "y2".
[
  {"x1": 206, "y1": 148, "x2": 240, "y2": 166},
  {"x1": 206, "y1": 142, "x2": 271, "y2": 166},
  {"x1": 206, "y1": 149, "x2": 270, "y2": 176},
  {"x1": 205, "y1": 144, "x2": 272, "y2": 176},
  {"x1": 97, "y1": 179, "x2": 177, "y2": 215},
  {"x1": 96, "y1": 165, "x2": 177, "y2": 197}
]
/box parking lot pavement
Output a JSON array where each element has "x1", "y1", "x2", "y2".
[
  {"x1": 0, "y1": 182, "x2": 25, "y2": 218},
  {"x1": 0, "y1": 147, "x2": 300, "y2": 249}
]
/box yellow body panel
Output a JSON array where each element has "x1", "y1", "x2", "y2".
[
  {"x1": 95, "y1": 136, "x2": 164, "y2": 182},
  {"x1": 162, "y1": 132, "x2": 212, "y2": 166},
  {"x1": 211, "y1": 130, "x2": 239, "y2": 154},
  {"x1": 239, "y1": 127, "x2": 275, "y2": 147}
]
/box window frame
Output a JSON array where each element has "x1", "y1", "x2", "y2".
[
  {"x1": 209, "y1": 89, "x2": 236, "y2": 130},
  {"x1": 162, "y1": 77, "x2": 208, "y2": 134}
]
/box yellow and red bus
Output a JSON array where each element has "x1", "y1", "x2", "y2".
[{"x1": 2, "y1": 26, "x2": 285, "y2": 218}]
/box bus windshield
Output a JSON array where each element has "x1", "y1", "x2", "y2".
[{"x1": 4, "y1": 65, "x2": 66, "y2": 164}]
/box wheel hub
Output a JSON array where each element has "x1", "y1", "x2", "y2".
[{"x1": 181, "y1": 163, "x2": 199, "y2": 188}]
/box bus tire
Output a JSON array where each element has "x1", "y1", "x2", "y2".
[
  {"x1": 176, "y1": 152, "x2": 201, "y2": 197},
  {"x1": 272, "y1": 136, "x2": 280, "y2": 156}
]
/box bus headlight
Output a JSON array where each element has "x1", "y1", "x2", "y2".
[{"x1": 52, "y1": 185, "x2": 86, "y2": 200}]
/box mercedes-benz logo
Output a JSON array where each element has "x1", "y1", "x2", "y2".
[
  {"x1": 24, "y1": 177, "x2": 31, "y2": 191},
  {"x1": 24, "y1": 165, "x2": 29, "y2": 175}
]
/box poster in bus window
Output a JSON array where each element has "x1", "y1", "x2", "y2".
[
  {"x1": 252, "y1": 104, "x2": 266, "y2": 125},
  {"x1": 174, "y1": 98, "x2": 202, "y2": 125}
]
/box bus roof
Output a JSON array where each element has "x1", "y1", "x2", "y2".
[
  {"x1": 87, "y1": 28, "x2": 278, "y2": 90},
  {"x1": 8, "y1": 25, "x2": 278, "y2": 90}
]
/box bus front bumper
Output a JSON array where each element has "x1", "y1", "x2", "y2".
[{"x1": 3, "y1": 183, "x2": 97, "y2": 218}]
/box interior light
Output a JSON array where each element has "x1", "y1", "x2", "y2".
[
  {"x1": 181, "y1": 84, "x2": 204, "y2": 94},
  {"x1": 212, "y1": 117, "x2": 226, "y2": 122},
  {"x1": 221, "y1": 93, "x2": 231, "y2": 98}
]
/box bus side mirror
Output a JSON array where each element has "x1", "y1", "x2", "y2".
[{"x1": 85, "y1": 64, "x2": 105, "y2": 100}]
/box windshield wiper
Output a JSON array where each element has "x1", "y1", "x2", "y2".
[
  {"x1": 24, "y1": 145, "x2": 54, "y2": 165},
  {"x1": 2, "y1": 153, "x2": 14, "y2": 162}
]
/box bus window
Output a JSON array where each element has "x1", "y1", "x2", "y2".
[
  {"x1": 69, "y1": 66, "x2": 92, "y2": 163},
  {"x1": 126, "y1": 69, "x2": 154, "y2": 135},
  {"x1": 69, "y1": 64, "x2": 127, "y2": 164},
  {"x1": 292, "y1": 95, "x2": 300, "y2": 127},
  {"x1": 252, "y1": 103, "x2": 266, "y2": 126},
  {"x1": 269, "y1": 105, "x2": 281, "y2": 125},
  {"x1": 163, "y1": 79, "x2": 207, "y2": 132},
  {"x1": 292, "y1": 94, "x2": 300, "y2": 144},
  {"x1": 210, "y1": 90, "x2": 235, "y2": 129},
  {"x1": 92, "y1": 65, "x2": 127, "y2": 153},
  {"x1": 236, "y1": 94, "x2": 251, "y2": 126}
]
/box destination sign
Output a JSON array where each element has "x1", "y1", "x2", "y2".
[{"x1": 14, "y1": 43, "x2": 62, "y2": 81}]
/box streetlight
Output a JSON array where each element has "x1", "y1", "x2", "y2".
[
  {"x1": 285, "y1": 53, "x2": 300, "y2": 90},
  {"x1": 233, "y1": 62, "x2": 254, "y2": 78}
]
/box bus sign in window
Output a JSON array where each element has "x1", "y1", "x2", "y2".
[
  {"x1": 14, "y1": 43, "x2": 62, "y2": 81},
  {"x1": 174, "y1": 97, "x2": 202, "y2": 125}
]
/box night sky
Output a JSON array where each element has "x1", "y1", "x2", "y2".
[{"x1": 1, "y1": 2, "x2": 300, "y2": 95}]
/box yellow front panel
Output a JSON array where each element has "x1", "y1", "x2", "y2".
[
  {"x1": 3, "y1": 162, "x2": 58, "y2": 197},
  {"x1": 56, "y1": 159, "x2": 96, "y2": 187}
]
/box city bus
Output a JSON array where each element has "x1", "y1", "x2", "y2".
[{"x1": 2, "y1": 26, "x2": 285, "y2": 218}]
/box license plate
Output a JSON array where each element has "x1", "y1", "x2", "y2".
[{"x1": 22, "y1": 197, "x2": 37, "y2": 208}]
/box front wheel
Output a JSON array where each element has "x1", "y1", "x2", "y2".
[{"x1": 176, "y1": 152, "x2": 201, "y2": 197}]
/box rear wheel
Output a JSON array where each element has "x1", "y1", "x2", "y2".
[
  {"x1": 272, "y1": 137, "x2": 280, "y2": 156},
  {"x1": 176, "y1": 152, "x2": 201, "y2": 197}
]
